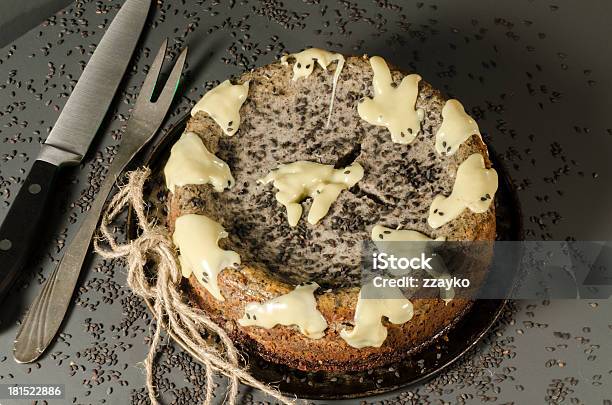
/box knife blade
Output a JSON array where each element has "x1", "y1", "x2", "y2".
[{"x1": 0, "y1": 0, "x2": 151, "y2": 302}]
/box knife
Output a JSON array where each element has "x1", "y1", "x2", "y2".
[
  {"x1": 0, "y1": 0, "x2": 151, "y2": 302},
  {"x1": 14, "y1": 40, "x2": 187, "y2": 363}
]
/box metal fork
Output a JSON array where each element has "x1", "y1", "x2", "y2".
[{"x1": 14, "y1": 40, "x2": 188, "y2": 363}]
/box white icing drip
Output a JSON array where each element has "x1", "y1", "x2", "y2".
[
  {"x1": 281, "y1": 48, "x2": 345, "y2": 128},
  {"x1": 357, "y1": 56, "x2": 424, "y2": 144},
  {"x1": 172, "y1": 214, "x2": 241, "y2": 301},
  {"x1": 428, "y1": 153, "x2": 498, "y2": 229},
  {"x1": 163, "y1": 131, "x2": 234, "y2": 193},
  {"x1": 238, "y1": 282, "x2": 328, "y2": 339},
  {"x1": 371, "y1": 225, "x2": 453, "y2": 303},
  {"x1": 371, "y1": 225, "x2": 445, "y2": 242},
  {"x1": 259, "y1": 161, "x2": 364, "y2": 227},
  {"x1": 435, "y1": 99, "x2": 482, "y2": 156},
  {"x1": 340, "y1": 283, "x2": 413, "y2": 348},
  {"x1": 191, "y1": 80, "x2": 249, "y2": 136}
]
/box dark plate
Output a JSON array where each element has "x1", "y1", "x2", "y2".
[{"x1": 127, "y1": 113, "x2": 524, "y2": 400}]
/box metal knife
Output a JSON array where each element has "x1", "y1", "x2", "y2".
[
  {"x1": 14, "y1": 40, "x2": 187, "y2": 363},
  {"x1": 0, "y1": 0, "x2": 151, "y2": 302}
]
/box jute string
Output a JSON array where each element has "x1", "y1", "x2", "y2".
[{"x1": 93, "y1": 168, "x2": 296, "y2": 405}]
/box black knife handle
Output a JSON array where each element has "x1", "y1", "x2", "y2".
[{"x1": 0, "y1": 159, "x2": 59, "y2": 302}]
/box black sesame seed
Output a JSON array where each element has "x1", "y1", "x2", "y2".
[{"x1": 297, "y1": 62, "x2": 301, "y2": 68}]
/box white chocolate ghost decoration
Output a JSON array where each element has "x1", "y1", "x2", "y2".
[
  {"x1": 164, "y1": 131, "x2": 234, "y2": 193},
  {"x1": 259, "y1": 161, "x2": 364, "y2": 227},
  {"x1": 173, "y1": 214, "x2": 241, "y2": 301},
  {"x1": 428, "y1": 153, "x2": 498, "y2": 229},
  {"x1": 281, "y1": 48, "x2": 345, "y2": 128},
  {"x1": 371, "y1": 225, "x2": 445, "y2": 243},
  {"x1": 191, "y1": 80, "x2": 250, "y2": 136},
  {"x1": 238, "y1": 282, "x2": 328, "y2": 339},
  {"x1": 340, "y1": 283, "x2": 414, "y2": 348},
  {"x1": 371, "y1": 225, "x2": 454, "y2": 303},
  {"x1": 435, "y1": 99, "x2": 482, "y2": 156},
  {"x1": 357, "y1": 56, "x2": 424, "y2": 144}
]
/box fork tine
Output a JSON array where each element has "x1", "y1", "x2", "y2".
[
  {"x1": 154, "y1": 46, "x2": 188, "y2": 111},
  {"x1": 155, "y1": 47, "x2": 187, "y2": 110},
  {"x1": 135, "y1": 38, "x2": 168, "y2": 106}
]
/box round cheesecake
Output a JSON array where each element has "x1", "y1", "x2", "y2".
[{"x1": 164, "y1": 51, "x2": 497, "y2": 372}]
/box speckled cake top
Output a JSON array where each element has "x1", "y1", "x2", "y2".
[{"x1": 167, "y1": 52, "x2": 495, "y2": 288}]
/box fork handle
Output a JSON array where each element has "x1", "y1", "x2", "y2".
[{"x1": 13, "y1": 153, "x2": 132, "y2": 363}]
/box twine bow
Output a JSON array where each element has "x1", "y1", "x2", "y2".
[{"x1": 94, "y1": 168, "x2": 295, "y2": 405}]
